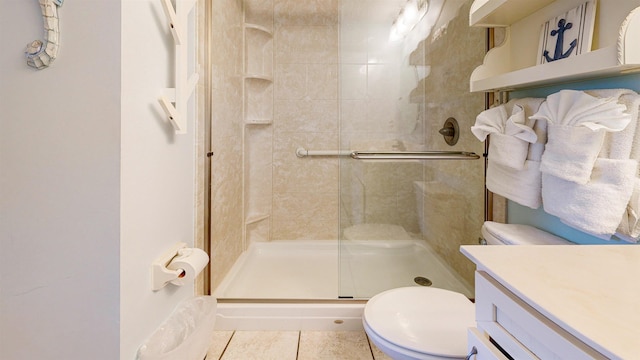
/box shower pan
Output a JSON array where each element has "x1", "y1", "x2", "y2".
[{"x1": 208, "y1": 0, "x2": 486, "y2": 303}]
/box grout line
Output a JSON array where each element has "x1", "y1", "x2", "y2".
[
  {"x1": 296, "y1": 331, "x2": 301, "y2": 359},
  {"x1": 217, "y1": 330, "x2": 235, "y2": 360},
  {"x1": 365, "y1": 332, "x2": 376, "y2": 360}
]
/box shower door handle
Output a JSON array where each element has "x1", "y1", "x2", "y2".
[{"x1": 349, "y1": 151, "x2": 481, "y2": 160}]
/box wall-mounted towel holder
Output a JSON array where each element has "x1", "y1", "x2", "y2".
[{"x1": 158, "y1": 0, "x2": 199, "y2": 134}]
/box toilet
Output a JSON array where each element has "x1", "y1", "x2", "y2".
[{"x1": 362, "y1": 221, "x2": 573, "y2": 359}]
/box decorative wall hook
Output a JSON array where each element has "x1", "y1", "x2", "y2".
[
  {"x1": 543, "y1": 18, "x2": 578, "y2": 62},
  {"x1": 160, "y1": 0, "x2": 184, "y2": 45},
  {"x1": 158, "y1": 0, "x2": 199, "y2": 134},
  {"x1": 26, "y1": 0, "x2": 64, "y2": 70}
]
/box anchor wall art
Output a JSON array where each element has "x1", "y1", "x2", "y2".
[
  {"x1": 25, "y1": 0, "x2": 63, "y2": 70},
  {"x1": 537, "y1": 0, "x2": 596, "y2": 65}
]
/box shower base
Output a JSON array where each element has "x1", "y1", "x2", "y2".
[{"x1": 213, "y1": 240, "x2": 474, "y2": 330}]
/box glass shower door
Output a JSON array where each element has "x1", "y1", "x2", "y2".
[{"x1": 337, "y1": 0, "x2": 486, "y2": 299}]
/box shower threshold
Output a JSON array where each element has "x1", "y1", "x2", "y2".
[{"x1": 213, "y1": 240, "x2": 473, "y2": 330}]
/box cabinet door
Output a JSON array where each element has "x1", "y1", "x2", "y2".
[{"x1": 475, "y1": 271, "x2": 607, "y2": 360}]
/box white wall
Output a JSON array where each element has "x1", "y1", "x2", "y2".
[
  {"x1": 120, "y1": 0, "x2": 198, "y2": 358},
  {"x1": 0, "y1": 1, "x2": 198, "y2": 359},
  {"x1": 0, "y1": 1, "x2": 121, "y2": 359}
]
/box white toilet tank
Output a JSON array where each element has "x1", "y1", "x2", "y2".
[{"x1": 481, "y1": 221, "x2": 574, "y2": 245}]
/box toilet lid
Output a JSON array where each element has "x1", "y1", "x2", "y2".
[{"x1": 363, "y1": 287, "x2": 475, "y2": 358}]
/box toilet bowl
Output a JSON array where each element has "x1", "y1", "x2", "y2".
[
  {"x1": 364, "y1": 287, "x2": 475, "y2": 360},
  {"x1": 362, "y1": 222, "x2": 573, "y2": 359}
]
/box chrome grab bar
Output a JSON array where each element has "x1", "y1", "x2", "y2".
[
  {"x1": 350, "y1": 151, "x2": 481, "y2": 160},
  {"x1": 296, "y1": 147, "x2": 480, "y2": 160},
  {"x1": 296, "y1": 147, "x2": 352, "y2": 158}
]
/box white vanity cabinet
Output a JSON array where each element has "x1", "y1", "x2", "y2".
[{"x1": 461, "y1": 245, "x2": 640, "y2": 360}]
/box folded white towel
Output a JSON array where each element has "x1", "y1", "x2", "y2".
[
  {"x1": 480, "y1": 98, "x2": 545, "y2": 208},
  {"x1": 487, "y1": 159, "x2": 542, "y2": 209},
  {"x1": 586, "y1": 90, "x2": 640, "y2": 241},
  {"x1": 472, "y1": 104, "x2": 538, "y2": 142},
  {"x1": 616, "y1": 94, "x2": 640, "y2": 240},
  {"x1": 586, "y1": 89, "x2": 639, "y2": 159},
  {"x1": 471, "y1": 106, "x2": 508, "y2": 141},
  {"x1": 487, "y1": 133, "x2": 529, "y2": 170},
  {"x1": 542, "y1": 158, "x2": 638, "y2": 237},
  {"x1": 505, "y1": 98, "x2": 547, "y2": 161},
  {"x1": 531, "y1": 90, "x2": 632, "y2": 184},
  {"x1": 540, "y1": 125, "x2": 606, "y2": 184},
  {"x1": 531, "y1": 90, "x2": 631, "y2": 130},
  {"x1": 617, "y1": 178, "x2": 640, "y2": 239},
  {"x1": 473, "y1": 102, "x2": 538, "y2": 170}
]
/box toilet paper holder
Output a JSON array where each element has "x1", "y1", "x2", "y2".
[{"x1": 151, "y1": 242, "x2": 188, "y2": 291}]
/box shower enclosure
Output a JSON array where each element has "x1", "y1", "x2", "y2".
[{"x1": 208, "y1": 0, "x2": 486, "y2": 301}]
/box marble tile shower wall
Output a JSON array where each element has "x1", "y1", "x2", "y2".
[
  {"x1": 338, "y1": 0, "x2": 427, "y2": 232},
  {"x1": 272, "y1": 0, "x2": 341, "y2": 240},
  {"x1": 269, "y1": 0, "x2": 427, "y2": 241}
]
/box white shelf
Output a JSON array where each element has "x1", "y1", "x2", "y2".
[
  {"x1": 472, "y1": 45, "x2": 640, "y2": 92},
  {"x1": 469, "y1": 0, "x2": 640, "y2": 92},
  {"x1": 470, "y1": 0, "x2": 556, "y2": 27}
]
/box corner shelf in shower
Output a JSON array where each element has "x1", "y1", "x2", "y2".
[
  {"x1": 245, "y1": 23, "x2": 273, "y2": 37},
  {"x1": 469, "y1": 0, "x2": 640, "y2": 92},
  {"x1": 245, "y1": 119, "x2": 273, "y2": 125},
  {"x1": 245, "y1": 213, "x2": 270, "y2": 226},
  {"x1": 244, "y1": 75, "x2": 274, "y2": 124},
  {"x1": 245, "y1": 74, "x2": 273, "y2": 82},
  {"x1": 243, "y1": 8, "x2": 275, "y2": 246},
  {"x1": 244, "y1": 23, "x2": 273, "y2": 78}
]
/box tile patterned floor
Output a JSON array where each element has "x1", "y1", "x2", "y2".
[{"x1": 207, "y1": 331, "x2": 392, "y2": 360}]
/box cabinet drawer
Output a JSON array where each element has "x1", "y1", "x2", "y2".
[
  {"x1": 467, "y1": 327, "x2": 510, "y2": 360},
  {"x1": 475, "y1": 271, "x2": 606, "y2": 360}
]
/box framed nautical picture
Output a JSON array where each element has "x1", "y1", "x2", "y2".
[{"x1": 537, "y1": 1, "x2": 597, "y2": 65}]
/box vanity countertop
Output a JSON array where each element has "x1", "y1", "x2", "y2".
[{"x1": 461, "y1": 245, "x2": 640, "y2": 360}]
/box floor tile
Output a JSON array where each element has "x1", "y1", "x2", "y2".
[
  {"x1": 207, "y1": 331, "x2": 233, "y2": 359},
  {"x1": 220, "y1": 331, "x2": 299, "y2": 360},
  {"x1": 297, "y1": 331, "x2": 374, "y2": 360},
  {"x1": 367, "y1": 336, "x2": 393, "y2": 360}
]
